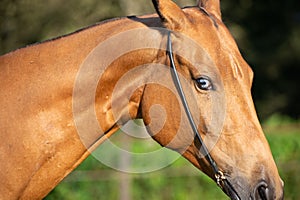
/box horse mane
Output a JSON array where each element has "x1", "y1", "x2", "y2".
[
  {"x1": 5, "y1": 6, "x2": 212, "y2": 55},
  {"x1": 6, "y1": 6, "x2": 214, "y2": 55},
  {"x1": 21, "y1": 17, "x2": 125, "y2": 50}
]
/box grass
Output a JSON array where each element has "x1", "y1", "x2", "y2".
[
  {"x1": 46, "y1": 115, "x2": 300, "y2": 200},
  {"x1": 263, "y1": 114, "x2": 300, "y2": 200}
]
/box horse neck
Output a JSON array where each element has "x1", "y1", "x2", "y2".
[
  {"x1": 0, "y1": 17, "x2": 165, "y2": 199},
  {"x1": 77, "y1": 49, "x2": 169, "y2": 146},
  {"x1": 71, "y1": 25, "x2": 167, "y2": 149},
  {"x1": 0, "y1": 17, "x2": 164, "y2": 146}
]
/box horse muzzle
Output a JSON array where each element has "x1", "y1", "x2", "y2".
[
  {"x1": 252, "y1": 180, "x2": 284, "y2": 200},
  {"x1": 224, "y1": 177, "x2": 284, "y2": 200}
]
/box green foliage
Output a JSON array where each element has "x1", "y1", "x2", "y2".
[
  {"x1": 0, "y1": 0, "x2": 124, "y2": 54},
  {"x1": 263, "y1": 115, "x2": 300, "y2": 200},
  {"x1": 46, "y1": 156, "x2": 228, "y2": 200},
  {"x1": 45, "y1": 116, "x2": 300, "y2": 200}
]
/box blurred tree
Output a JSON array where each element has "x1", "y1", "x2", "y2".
[
  {"x1": 221, "y1": 0, "x2": 300, "y2": 119},
  {"x1": 0, "y1": 0, "x2": 299, "y2": 119},
  {"x1": 0, "y1": 0, "x2": 123, "y2": 53}
]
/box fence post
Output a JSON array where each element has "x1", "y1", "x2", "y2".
[{"x1": 119, "y1": 134, "x2": 132, "y2": 200}]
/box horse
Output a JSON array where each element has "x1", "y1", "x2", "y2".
[{"x1": 0, "y1": 0, "x2": 284, "y2": 199}]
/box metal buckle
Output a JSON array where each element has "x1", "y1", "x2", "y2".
[{"x1": 215, "y1": 171, "x2": 226, "y2": 188}]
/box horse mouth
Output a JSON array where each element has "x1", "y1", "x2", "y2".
[
  {"x1": 224, "y1": 189, "x2": 241, "y2": 200},
  {"x1": 219, "y1": 178, "x2": 241, "y2": 200}
]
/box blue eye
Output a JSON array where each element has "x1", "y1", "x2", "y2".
[{"x1": 195, "y1": 77, "x2": 213, "y2": 91}]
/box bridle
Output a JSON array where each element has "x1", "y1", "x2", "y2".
[{"x1": 166, "y1": 31, "x2": 240, "y2": 200}]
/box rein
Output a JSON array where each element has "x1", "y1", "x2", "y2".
[{"x1": 166, "y1": 31, "x2": 240, "y2": 200}]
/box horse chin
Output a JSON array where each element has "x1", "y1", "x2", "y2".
[
  {"x1": 225, "y1": 191, "x2": 241, "y2": 200},
  {"x1": 219, "y1": 179, "x2": 241, "y2": 200},
  {"x1": 224, "y1": 177, "x2": 255, "y2": 200}
]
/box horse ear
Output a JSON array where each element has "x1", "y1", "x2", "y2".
[
  {"x1": 197, "y1": 0, "x2": 221, "y2": 20},
  {"x1": 152, "y1": 0, "x2": 188, "y2": 30}
]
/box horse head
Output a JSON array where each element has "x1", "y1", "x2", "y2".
[{"x1": 140, "y1": 0, "x2": 284, "y2": 199}]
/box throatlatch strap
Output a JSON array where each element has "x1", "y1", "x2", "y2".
[{"x1": 166, "y1": 31, "x2": 240, "y2": 200}]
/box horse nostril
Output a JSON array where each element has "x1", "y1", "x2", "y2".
[
  {"x1": 258, "y1": 185, "x2": 268, "y2": 200},
  {"x1": 255, "y1": 182, "x2": 269, "y2": 200}
]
